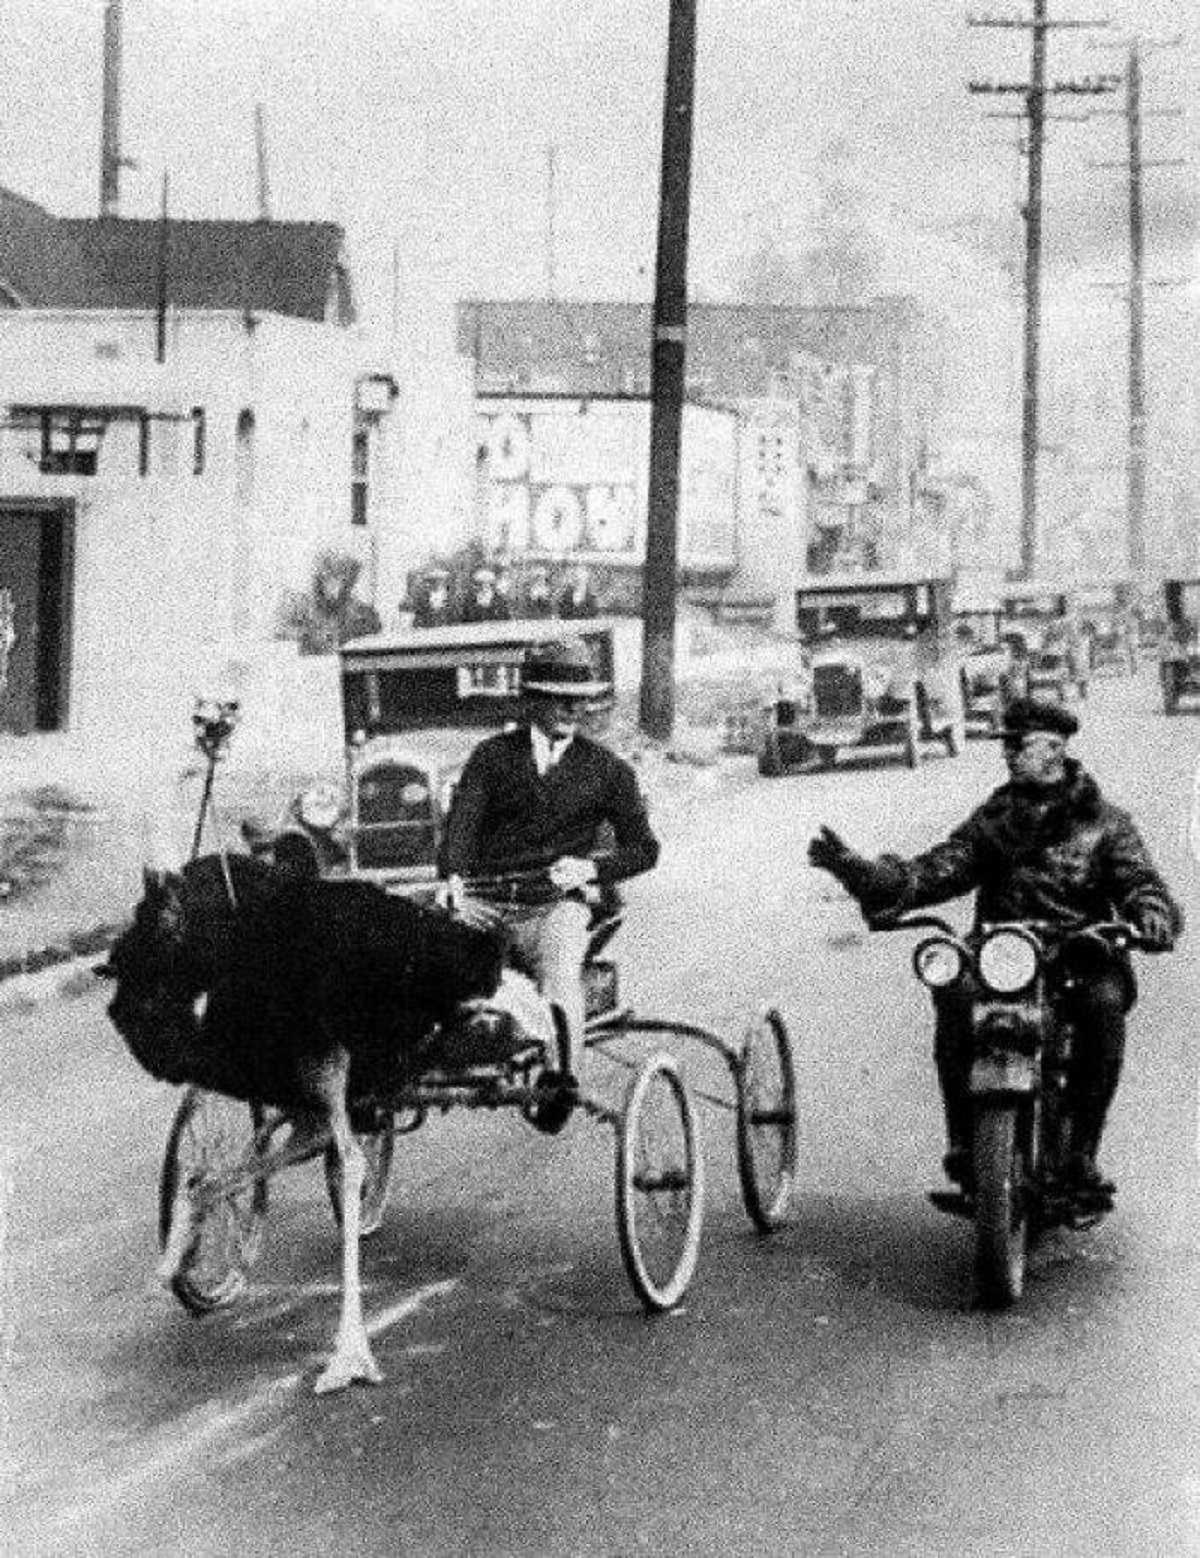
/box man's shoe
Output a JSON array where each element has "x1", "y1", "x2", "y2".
[
  {"x1": 943, "y1": 1148, "x2": 973, "y2": 1191},
  {"x1": 527, "y1": 1071, "x2": 578, "y2": 1136},
  {"x1": 1065, "y1": 1152, "x2": 1116, "y2": 1204}
]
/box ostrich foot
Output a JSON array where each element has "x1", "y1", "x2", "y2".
[{"x1": 314, "y1": 1327, "x2": 384, "y2": 1394}]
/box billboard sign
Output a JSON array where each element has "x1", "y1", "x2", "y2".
[{"x1": 476, "y1": 398, "x2": 737, "y2": 568}]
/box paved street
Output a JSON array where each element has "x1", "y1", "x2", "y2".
[{"x1": 2, "y1": 669, "x2": 1199, "y2": 1557}]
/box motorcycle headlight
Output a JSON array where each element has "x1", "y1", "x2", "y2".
[
  {"x1": 438, "y1": 774, "x2": 460, "y2": 815},
  {"x1": 978, "y1": 928, "x2": 1039, "y2": 994},
  {"x1": 913, "y1": 937, "x2": 965, "y2": 989},
  {"x1": 297, "y1": 782, "x2": 343, "y2": 832}
]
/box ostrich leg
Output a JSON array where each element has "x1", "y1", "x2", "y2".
[{"x1": 314, "y1": 1083, "x2": 384, "y2": 1393}]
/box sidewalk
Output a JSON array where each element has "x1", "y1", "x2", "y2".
[{"x1": 0, "y1": 727, "x2": 343, "y2": 983}]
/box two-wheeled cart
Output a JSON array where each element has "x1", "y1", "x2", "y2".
[{"x1": 159, "y1": 923, "x2": 798, "y2": 1318}]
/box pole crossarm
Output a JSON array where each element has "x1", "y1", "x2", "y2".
[
  {"x1": 1090, "y1": 157, "x2": 1188, "y2": 168},
  {"x1": 984, "y1": 108, "x2": 1091, "y2": 119},
  {"x1": 1089, "y1": 279, "x2": 1194, "y2": 291},
  {"x1": 968, "y1": 14, "x2": 1111, "y2": 28},
  {"x1": 969, "y1": 76, "x2": 1120, "y2": 94},
  {"x1": 1092, "y1": 107, "x2": 1183, "y2": 117}
]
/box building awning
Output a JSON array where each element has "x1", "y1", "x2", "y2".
[{"x1": 2, "y1": 363, "x2": 193, "y2": 418}]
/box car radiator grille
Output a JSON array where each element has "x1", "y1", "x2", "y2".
[
  {"x1": 812, "y1": 664, "x2": 863, "y2": 718},
  {"x1": 353, "y1": 762, "x2": 437, "y2": 870}
]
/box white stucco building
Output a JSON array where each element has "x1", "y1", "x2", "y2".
[{"x1": 0, "y1": 198, "x2": 403, "y2": 739}]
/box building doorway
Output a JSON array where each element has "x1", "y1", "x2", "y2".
[{"x1": 0, "y1": 502, "x2": 74, "y2": 734}]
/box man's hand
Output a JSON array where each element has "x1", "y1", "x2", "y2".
[
  {"x1": 434, "y1": 873, "x2": 465, "y2": 913},
  {"x1": 549, "y1": 855, "x2": 598, "y2": 893},
  {"x1": 808, "y1": 825, "x2": 893, "y2": 908},
  {"x1": 435, "y1": 875, "x2": 502, "y2": 931},
  {"x1": 1135, "y1": 904, "x2": 1176, "y2": 953}
]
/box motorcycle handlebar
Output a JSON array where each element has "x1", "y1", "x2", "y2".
[{"x1": 870, "y1": 910, "x2": 1148, "y2": 952}]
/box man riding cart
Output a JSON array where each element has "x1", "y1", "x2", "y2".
[
  {"x1": 437, "y1": 638, "x2": 660, "y2": 1132},
  {"x1": 808, "y1": 697, "x2": 1181, "y2": 1205}
]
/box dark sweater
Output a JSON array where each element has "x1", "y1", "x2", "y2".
[{"x1": 438, "y1": 727, "x2": 659, "y2": 891}]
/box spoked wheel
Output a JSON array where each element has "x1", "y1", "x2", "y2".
[
  {"x1": 616, "y1": 1052, "x2": 704, "y2": 1312},
  {"x1": 324, "y1": 1123, "x2": 396, "y2": 1239},
  {"x1": 972, "y1": 1104, "x2": 1029, "y2": 1307},
  {"x1": 736, "y1": 1008, "x2": 798, "y2": 1231},
  {"x1": 158, "y1": 1087, "x2": 268, "y2": 1316},
  {"x1": 903, "y1": 707, "x2": 922, "y2": 769}
]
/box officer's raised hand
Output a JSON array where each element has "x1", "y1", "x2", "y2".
[
  {"x1": 808, "y1": 826, "x2": 859, "y2": 880},
  {"x1": 808, "y1": 826, "x2": 904, "y2": 914}
]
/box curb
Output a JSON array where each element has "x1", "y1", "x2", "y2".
[{"x1": 0, "y1": 920, "x2": 124, "y2": 1001}]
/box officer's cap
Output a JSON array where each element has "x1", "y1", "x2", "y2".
[{"x1": 1000, "y1": 697, "x2": 1079, "y2": 742}]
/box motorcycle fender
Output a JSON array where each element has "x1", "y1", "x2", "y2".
[{"x1": 970, "y1": 1054, "x2": 1036, "y2": 1094}]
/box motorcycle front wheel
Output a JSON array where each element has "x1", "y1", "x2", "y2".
[{"x1": 972, "y1": 1103, "x2": 1029, "y2": 1307}]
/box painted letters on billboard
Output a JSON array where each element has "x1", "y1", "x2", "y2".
[{"x1": 476, "y1": 397, "x2": 737, "y2": 568}]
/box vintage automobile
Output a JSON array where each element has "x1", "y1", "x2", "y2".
[
  {"x1": 1157, "y1": 578, "x2": 1200, "y2": 714},
  {"x1": 952, "y1": 593, "x2": 1008, "y2": 736},
  {"x1": 757, "y1": 574, "x2": 965, "y2": 775},
  {"x1": 259, "y1": 618, "x2": 617, "y2": 890},
  {"x1": 999, "y1": 584, "x2": 1087, "y2": 704}
]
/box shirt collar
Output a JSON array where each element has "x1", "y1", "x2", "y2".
[{"x1": 529, "y1": 724, "x2": 574, "y2": 776}]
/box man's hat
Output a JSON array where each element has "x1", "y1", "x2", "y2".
[
  {"x1": 522, "y1": 638, "x2": 611, "y2": 699},
  {"x1": 1000, "y1": 696, "x2": 1079, "y2": 741},
  {"x1": 425, "y1": 566, "x2": 450, "y2": 581},
  {"x1": 472, "y1": 566, "x2": 496, "y2": 585}
]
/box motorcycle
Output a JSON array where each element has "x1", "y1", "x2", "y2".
[{"x1": 878, "y1": 911, "x2": 1147, "y2": 1307}]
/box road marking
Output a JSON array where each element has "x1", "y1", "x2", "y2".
[
  {"x1": 48, "y1": 1378, "x2": 303, "y2": 1530},
  {"x1": 365, "y1": 1278, "x2": 457, "y2": 1338},
  {"x1": 40, "y1": 1279, "x2": 460, "y2": 1533}
]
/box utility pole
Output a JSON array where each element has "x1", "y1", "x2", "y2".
[
  {"x1": 968, "y1": 5, "x2": 1118, "y2": 581},
  {"x1": 1089, "y1": 33, "x2": 1185, "y2": 583},
  {"x1": 544, "y1": 144, "x2": 558, "y2": 299},
  {"x1": 98, "y1": 0, "x2": 125, "y2": 217},
  {"x1": 639, "y1": 0, "x2": 697, "y2": 743},
  {"x1": 254, "y1": 105, "x2": 274, "y2": 222},
  {"x1": 155, "y1": 171, "x2": 170, "y2": 365}
]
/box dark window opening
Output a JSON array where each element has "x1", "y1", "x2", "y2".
[
  {"x1": 138, "y1": 414, "x2": 150, "y2": 477},
  {"x1": 38, "y1": 412, "x2": 105, "y2": 477},
  {"x1": 192, "y1": 408, "x2": 206, "y2": 475},
  {"x1": 351, "y1": 427, "x2": 369, "y2": 527}
]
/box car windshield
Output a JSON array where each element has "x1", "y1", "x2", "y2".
[
  {"x1": 339, "y1": 622, "x2": 615, "y2": 740},
  {"x1": 797, "y1": 588, "x2": 932, "y2": 642},
  {"x1": 1003, "y1": 592, "x2": 1063, "y2": 619}
]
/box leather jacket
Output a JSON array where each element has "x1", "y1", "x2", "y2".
[{"x1": 853, "y1": 761, "x2": 1183, "y2": 943}]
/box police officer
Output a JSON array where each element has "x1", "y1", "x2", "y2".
[{"x1": 808, "y1": 697, "x2": 1181, "y2": 1203}]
